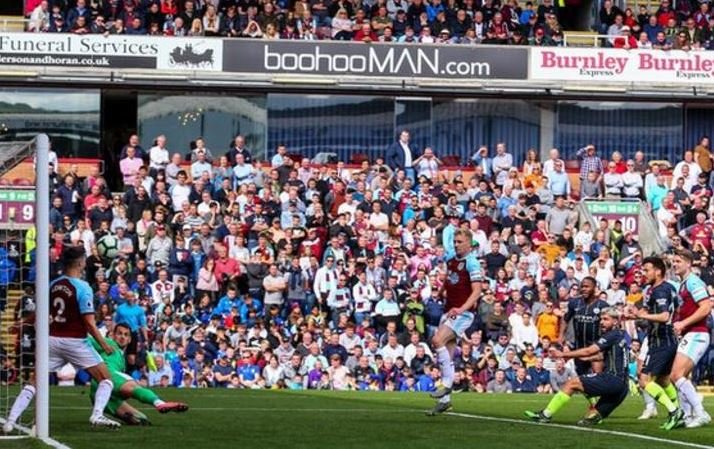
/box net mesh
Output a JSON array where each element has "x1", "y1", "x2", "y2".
[{"x1": 0, "y1": 205, "x2": 36, "y2": 436}]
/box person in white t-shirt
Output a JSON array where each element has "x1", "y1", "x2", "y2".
[
  {"x1": 149, "y1": 135, "x2": 170, "y2": 173},
  {"x1": 352, "y1": 272, "x2": 378, "y2": 324},
  {"x1": 512, "y1": 312, "x2": 539, "y2": 352},
  {"x1": 369, "y1": 201, "x2": 389, "y2": 243},
  {"x1": 605, "y1": 279, "x2": 626, "y2": 306}
]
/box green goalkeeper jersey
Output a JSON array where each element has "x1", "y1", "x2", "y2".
[{"x1": 88, "y1": 336, "x2": 126, "y2": 373}]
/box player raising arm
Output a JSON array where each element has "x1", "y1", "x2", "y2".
[
  {"x1": 670, "y1": 250, "x2": 712, "y2": 429},
  {"x1": 89, "y1": 323, "x2": 188, "y2": 425},
  {"x1": 625, "y1": 256, "x2": 684, "y2": 430},
  {"x1": 3, "y1": 246, "x2": 121, "y2": 434},
  {"x1": 427, "y1": 227, "x2": 482, "y2": 416},
  {"x1": 525, "y1": 307, "x2": 629, "y2": 426}
]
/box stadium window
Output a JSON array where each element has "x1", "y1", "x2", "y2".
[
  {"x1": 137, "y1": 93, "x2": 267, "y2": 160},
  {"x1": 0, "y1": 88, "x2": 100, "y2": 158},
  {"x1": 554, "y1": 101, "x2": 684, "y2": 163}
]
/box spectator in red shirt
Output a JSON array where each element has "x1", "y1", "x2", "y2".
[
  {"x1": 610, "y1": 151, "x2": 627, "y2": 174},
  {"x1": 214, "y1": 244, "x2": 240, "y2": 293},
  {"x1": 613, "y1": 25, "x2": 638, "y2": 48},
  {"x1": 684, "y1": 212, "x2": 714, "y2": 251},
  {"x1": 656, "y1": 0, "x2": 675, "y2": 27},
  {"x1": 353, "y1": 23, "x2": 377, "y2": 42}
]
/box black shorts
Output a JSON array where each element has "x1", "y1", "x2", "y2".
[
  {"x1": 126, "y1": 331, "x2": 139, "y2": 355},
  {"x1": 574, "y1": 359, "x2": 592, "y2": 376},
  {"x1": 642, "y1": 344, "x2": 677, "y2": 377},
  {"x1": 581, "y1": 372, "x2": 628, "y2": 398}
]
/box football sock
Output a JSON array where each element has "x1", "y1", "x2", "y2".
[
  {"x1": 586, "y1": 395, "x2": 598, "y2": 407},
  {"x1": 436, "y1": 347, "x2": 454, "y2": 389},
  {"x1": 7, "y1": 385, "x2": 36, "y2": 424},
  {"x1": 663, "y1": 383, "x2": 679, "y2": 408},
  {"x1": 92, "y1": 379, "x2": 114, "y2": 417},
  {"x1": 644, "y1": 382, "x2": 677, "y2": 413},
  {"x1": 679, "y1": 390, "x2": 692, "y2": 416},
  {"x1": 132, "y1": 386, "x2": 163, "y2": 407},
  {"x1": 642, "y1": 391, "x2": 656, "y2": 410},
  {"x1": 676, "y1": 377, "x2": 704, "y2": 416},
  {"x1": 543, "y1": 391, "x2": 571, "y2": 417},
  {"x1": 436, "y1": 346, "x2": 454, "y2": 404}
]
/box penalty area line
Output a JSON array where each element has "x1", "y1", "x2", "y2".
[
  {"x1": 445, "y1": 412, "x2": 714, "y2": 449},
  {"x1": 0, "y1": 417, "x2": 72, "y2": 449}
]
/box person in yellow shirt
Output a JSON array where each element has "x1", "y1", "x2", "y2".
[
  {"x1": 536, "y1": 302, "x2": 560, "y2": 342},
  {"x1": 694, "y1": 136, "x2": 712, "y2": 174},
  {"x1": 625, "y1": 282, "x2": 643, "y2": 305},
  {"x1": 538, "y1": 235, "x2": 562, "y2": 265},
  {"x1": 521, "y1": 345, "x2": 538, "y2": 369}
]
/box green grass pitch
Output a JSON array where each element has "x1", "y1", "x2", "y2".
[{"x1": 3, "y1": 388, "x2": 714, "y2": 449}]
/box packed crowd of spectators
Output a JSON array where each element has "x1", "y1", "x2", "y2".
[
  {"x1": 24, "y1": 0, "x2": 714, "y2": 49},
  {"x1": 24, "y1": 0, "x2": 570, "y2": 45},
  {"x1": 4, "y1": 129, "x2": 714, "y2": 393},
  {"x1": 600, "y1": 0, "x2": 714, "y2": 49}
]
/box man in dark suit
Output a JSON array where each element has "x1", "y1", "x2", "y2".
[
  {"x1": 386, "y1": 129, "x2": 417, "y2": 183},
  {"x1": 226, "y1": 134, "x2": 252, "y2": 164}
]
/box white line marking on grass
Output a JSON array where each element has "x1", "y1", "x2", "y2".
[
  {"x1": 0, "y1": 417, "x2": 72, "y2": 449},
  {"x1": 50, "y1": 406, "x2": 418, "y2": 413},
  {"x1": 446, "y1": 412, "x2": 714, "y2": 449}
]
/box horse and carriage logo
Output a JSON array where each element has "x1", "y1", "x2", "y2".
[{"x1": 169, "y1": 43, "x2": 215, "y2": 68}]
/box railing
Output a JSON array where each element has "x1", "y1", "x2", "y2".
[
  {"x1": 0, "y1": 17, "x2": 28, "y2": 32},
  {"x1": 562, "y1": 32, "x2": 609, "y2": 48},
  {"x1": 0, "y1": 138, "x2": 38, "y2": 178}
]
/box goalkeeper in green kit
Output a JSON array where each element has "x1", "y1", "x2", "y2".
[{"x1": 89, "y1": 323, "x2": 188, "y2": 425}]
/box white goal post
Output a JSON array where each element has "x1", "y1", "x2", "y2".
[{"x1": 35, "y1": 133, "x2": 50, "y2": 440}]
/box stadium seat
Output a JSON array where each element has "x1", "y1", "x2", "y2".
[
  {"x1": 287, "y1": 153, "x2": 303, "y2": 164},
  {"x1": 564, "y1": 160, "x2": 580, "y2": 170},
  {"x1": 441, "y1": 155, "x2": 461, "y2": 167},
  {"x1": 350, "y1": 154, "x2": 369, "y2": 165},
  {"x1": 13, "y1": 177, "x2": 32, "y2": 186}
]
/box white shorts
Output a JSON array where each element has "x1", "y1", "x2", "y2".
[
  {"x1": 638, "y1": 338, "x2": 649, "y2": 363},
  {"x1": 439, "y1": 311, "x2": 475, "y2": 338},
  {"x1": 677, "y1": 332, "x2": 711, "y2": 365},
  {"x1": 49, "y1": 336, "x2": 103, "y2": 372}
]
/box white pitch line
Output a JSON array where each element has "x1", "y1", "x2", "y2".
[
  {"x1": 50, "y1": 406, "x2": 417, "y2": 413},
  {"x1": 12, "y1": 405, "x2": 713, "y2": 449},
  {"x1": 0, "y1": 417, "x2": 72, "y2": 449},
  {"x1": 446, "y1": 412, "x2": 714, "y2": 449}
]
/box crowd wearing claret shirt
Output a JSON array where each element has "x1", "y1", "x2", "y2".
[
  {"x1": 23, "y1": 0, "x2": 714, "y2": 48},
  {"x1": 2, "y1": 130, "x2": 714, "y2": 393}
]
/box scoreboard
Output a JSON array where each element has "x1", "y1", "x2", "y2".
[{"x1": 0, "y1": 188, "x2": 35, "y2": 229}]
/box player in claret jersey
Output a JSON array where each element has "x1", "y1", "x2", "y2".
[
  {"x1": 670, "y1": 250, "x2": 712, "y2": 429},
  {"x1": 525, "y1": 308, "x2": 629, "y2": 426},
  {"x1": 426, "y1": 228, "x2": 482, "y2": 416},
  {"x1": 3, "y1": 246, "x2": 121, "y2": 434}
]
